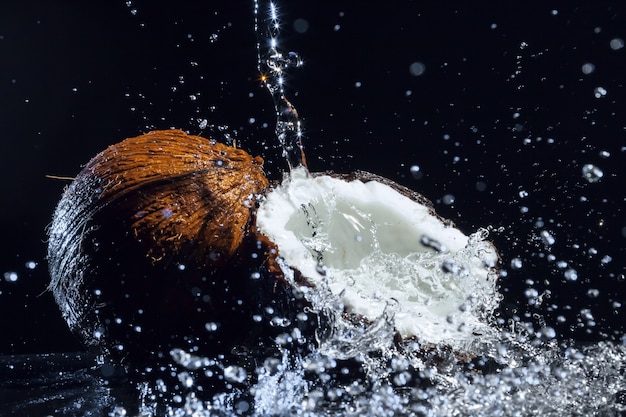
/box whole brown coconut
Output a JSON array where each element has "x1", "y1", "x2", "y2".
[{"x1": 47, "y1": 130, "x2": 313, "y2": 364}]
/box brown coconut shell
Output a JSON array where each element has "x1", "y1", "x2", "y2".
[
  {"x1": 84, "y1": 129, "x2": 269, "y2": 263},
  {"x1": 47, "y1": 130, "x2": 312, "y2": 364}
]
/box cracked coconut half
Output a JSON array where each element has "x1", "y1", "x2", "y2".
[{"x1": 256, "y1": 166, "x2": 500, "y2": 351}]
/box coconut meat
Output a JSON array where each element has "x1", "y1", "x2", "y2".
[{"x1": 256, "y1": 167, "x2": 499, "y2": 349}]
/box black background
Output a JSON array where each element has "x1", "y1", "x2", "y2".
[{"x1": 0, "y1": 0, "x2": 624, "y2": 355}]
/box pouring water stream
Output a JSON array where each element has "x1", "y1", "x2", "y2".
[{"x1": 254, "y1": 0, "x2": 307, "y2": 171}]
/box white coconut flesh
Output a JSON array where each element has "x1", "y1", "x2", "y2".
[{"x1": 256, "y1": 166, "x2": 500, "y2": 350}]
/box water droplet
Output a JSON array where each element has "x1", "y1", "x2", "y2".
[
  {"x1": 392, "y1": 371, "x2": 412, "y2": 386},
  {"x1": 442, "y1": 194, "x2": 455, "y2": 205},
  {"x1": 270, "y1": 317, "x2": 291, "y2": 327},
  {"x1": 293, "y1": 18, "x2": 309, "y2": 33},
  {"x1": 441, "y1": 259, "x2": 464, "y2": 275},
  {"x1": 600, "y1": 255, "x2": 612, "y2": 265},
  {"x1": 524, "y1": 288, "x2": 538, "y2": 299},
  {"x1": 581, "y1": 63, "x2": 595, "y2": 74},
  {"x1": 580, "y1": 308, "x2": 594, "y2": 321},
  {"x1": 315, "y1": 262, "x2": 327, "y2": 276},
  {"x1": 510, "y1": 258, "x2": 523, "y2": 269},
  {"x1": 409, "y1": 62, "x2": 426, "y2": 76},
  {"x1": 582, "y1": 164, "x2": 603, "y2": 183},
  {"x1": 93, "y1": 327, "x2": 104, "y2": 339},
  {"x1": 540, "y1": 230, "x2": 555, "y2": 246},
  {"x1": 586, "y1": 289, "x2": 600, "y2": 298},
  {"x1": 593, "y1": 86, "x2": 607, "y2": 98},
  {"x1": 162, "y1": 208, "x2": 173, "y2": 218},
  {"x1": 539, "y1": 326, "x2": 556, "y2": 339},
  {"x1": 25, "y1": 261, "x2": 37, "y2": 270},
  {"x1": 3, "y1": 272, "x2": 18, "y2": 282},
  {"x1": 610, "y1": 37, "x2": 625, "y2": 50},
  {"x1": 236, "y1": 401, "x2": 251, "y2": 413},
  {"x1": 178, "y1": 372, "x2": 194, "y2": 388},
  {"x1": 110, "y1": 406, "x2": 128, "y2": 417},
  {"x1": 420, "y1": 235, "x2": 445, "y2": 252},
  {"x1": 564, "y1": 268, "x2": 578, "y2": 281},
  {"x1": 409, "y1": 165, "x2": 423, "y2": 180}
]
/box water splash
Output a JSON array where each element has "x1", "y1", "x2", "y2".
[
  {"x1": 120, "y1": 323, "x2": 626, "y2": 416},
  {"x1": 254, "y1": 0, "x2": 307, "y2": 170}
]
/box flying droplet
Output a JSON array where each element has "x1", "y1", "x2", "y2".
[
  {"x1": 593, "y1": 86, "x2": 607, "y2": 98},
  {"x1": 539, "y1": 326, "x2": 556, "y2": 339},
  {"x1": 540, "y1": 230, "x2": 555, "y2": 246},
  {"x1": 3, "y1": 272, "x2": 18, "y2": 282},
  {"x1": 409, "y1": 165, "x2": 423, "y2": 180},
  {"x1": 409, "y1": 62, "x2": 426, "y2": 76},
  {"x1": 510, "y1": 258, "x2": 523, "y2": 270},
  {"x1": 581, "y1": 63, "x2": 595, "y2": 75},
  {"x1": 582, "y1": 164, "x2": 603, "y2": 183},
  {"x1": 610, "y1": 38, "x2": 625, "y2": 50},
  {"x1": 442, "y1": 194, "x2": 455, "y2": 205},
  {"x1": 564, "y1": 268, "x2": 578, "y2": 281},
  {"x1": 224, "y1": 366, "x2": 248, "y2": 383},
  {"x1": 293, "y1": 18, "x2": 310, "y2": 33}
]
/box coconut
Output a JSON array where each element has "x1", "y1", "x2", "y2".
[{"x1": 47, "y1": 129, "x2": 499, "y2": 364}]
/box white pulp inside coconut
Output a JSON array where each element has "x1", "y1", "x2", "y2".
[{"x1": 256, "y1": 167, "x2": 500, "y2": 350}]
